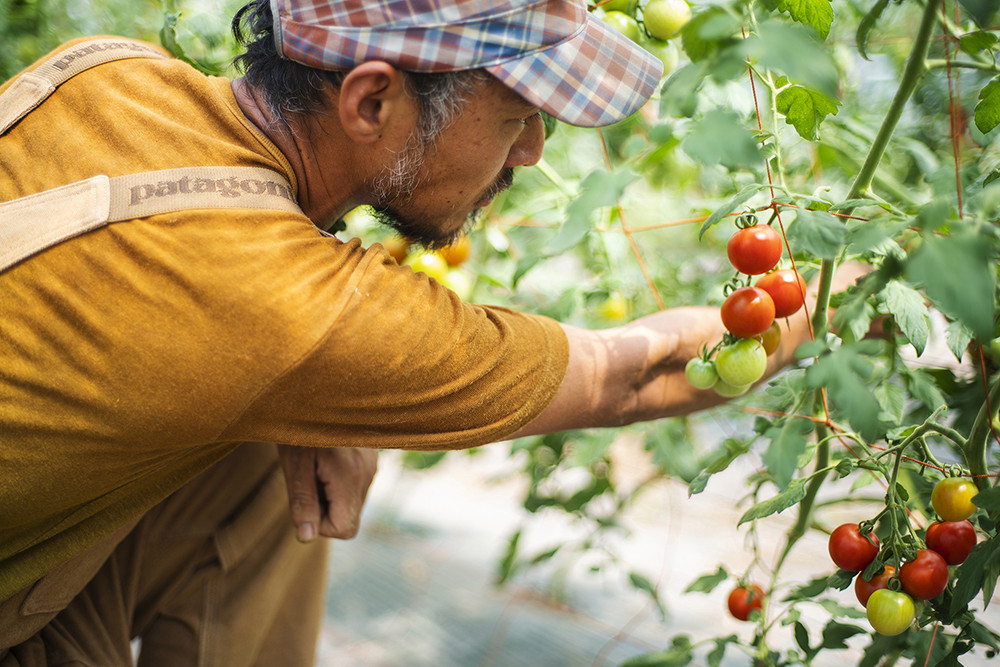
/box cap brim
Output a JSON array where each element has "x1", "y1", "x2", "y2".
[{"x1": 485, "y1": 12, "x2": 663, "y2": 128}]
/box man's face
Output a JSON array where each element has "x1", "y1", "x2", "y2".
[{"x1": 367, "y1": 77, "x2": 545, "y2": 248}]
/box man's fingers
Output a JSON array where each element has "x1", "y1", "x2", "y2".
[
  {"x1": 316, "y1": 448, "x2": 378, "y2": 539},
  {"x1": 277, "y1": 445, "x2": 322, "y2": 542}
]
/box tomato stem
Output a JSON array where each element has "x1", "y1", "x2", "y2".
[{"x1": 965, "y1": 374, "x2": 1000, "y2": 492}]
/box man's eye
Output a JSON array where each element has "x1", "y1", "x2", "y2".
[{"x1": 520, "y1": 112, "x2": 541, "y2": 125}]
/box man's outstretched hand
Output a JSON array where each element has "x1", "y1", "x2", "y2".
[{"x1": 277, "y1": 445, "x2": 379, "y2": 542}]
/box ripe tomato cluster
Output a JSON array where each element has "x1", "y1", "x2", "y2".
[
  {"x1": 685, "y1": 218, "x2": 806, "y2": 396},
  {"x1": 831, "y1": 477, "x2": 979, "y2": 636}
]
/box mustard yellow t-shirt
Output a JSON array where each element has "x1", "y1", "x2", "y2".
[{"x1": 0, "y1": 38, "x2": 569, "y2": 601}]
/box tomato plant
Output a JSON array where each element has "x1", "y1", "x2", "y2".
[
  {"x1": 899, "y1": 549, "x2": 950, "y2": 600},
  {"x1": 714, "y1": 338, "x2": 766, "y2": 387},
  {"x1": 828, "y1": 523, "x2": 879, "y2": 572},
  {"x1": 855, "y1": 564, "x2": 895, "y2": 607},
  {"x1": 726, "y1": 225, "x2": 782, "y2": 276},
  {"x1": 866, "y1": 590, "x2": 916, "y2": 637},
  {"x1": 727, "y1": 584, "x2": 765, "y2": 621},
  {"x1": 931, "y1": 477, "x2": 978, "y2": 522},
  {"x1": 755, "y1": 269, "x2": 806, "y2": 318},
  {"x1": 720, "y1": 286, "x2": 775, "y2": 338},
  {"x1": 925, "y1": 520, "x2": 977, "y2": 566}
]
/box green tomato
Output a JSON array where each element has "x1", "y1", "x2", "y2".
[
  {"x1": 642, "y1": 0, "x2": 691, "y2": 41},
  {"x1": 403, "y1": 252, "x2": 449, "y2": 283},
  {"x1": 640, "y1": 37, "x2": 680, "y2": 76},
  {"x1": 602, "y1": 10, "x2": 642, "y2": 43},
  {"x1": 714, "y1": 338, "x2": 767, "y2": 387},
  {"x1": 866, "y1": 589, "x2": 915, "y2": 636},
  {"x1": 601, "y1": 0, "x2": 634, "y2": 12},
  {"x1": 441, "y1": 268, "x2": 474, "y2": 300},
  {"x1": 684, "y1": 357, "x2": 718, "y2": 390},
  {"x1": 713, "y1": 377, "x2": 750, "y2": 397}
]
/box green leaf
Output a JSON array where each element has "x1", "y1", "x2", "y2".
[
  {"x1": 738, "y1": 478, "x2": 808, "y2": 526},
  {"x1": 689, "y1": 438, "x2": 753, "y2": 494},
  {"x1": 951, "y1": 537, "x2": 1000, "y2": 615},
  {"x1": 775, "y1": 0, "x2": 834, "y2": 40},
  {"x1": 742, "y1": 19, "x2": 840, "y2": 99},
  {"x1": 685, "y1": 566, "x2": 729, "y2": 593},
  {"x1": 762, "y1": 418, "x2": 813, "y2": 490},
  {"x1": 975, "y1": 77, "x2": 1000, "y2": 134},
  {"x1": 621, "y1": 637, "x2": 694, "y2": 667},
  {"x1": 776, "y1": 85, "x2": 840, "y2": 140},
  {"x1": 659, "y1": 62, "x2": 709, "y2": 118},
  {"x1": 971, "y1": 487, "x2": 1000, "y2": 513},
  {"x1": 794, "y1": 621, "x2": 812, "y2": 654},
  {"x1": 821, "y1": 620, "x2": 867, "y2": 649},
  {"x1": 681, "y1": 7, "x2": 741, "y2": 63},
  {"x1": 855, "y1": 0, "x2": 890, "y2": 60},
  {"x1": 681, "y1": 109, "x2": 763, "y2": 171},
  {"x1": 496, "y1": 529, "x2": 522, "y2": 584},
  {"x1": 905, "y1": 230, "x2": 996, "y2": 340},
  {"x1": 785, "y1": 575, "x2": 835, "y2": 600},
  {"x1": 881, "y1": 280, "x2": 930, "y2": 355},
  {"x1": 803, "y1": 344, "x2": 885, "y2": 441},
  {"x1": 630, "y1": 571, "x2": 667, "y2": 619},
  {"x1": 787, "y1": 209, "x2": 848, "y2": 260},
  {"x1": 959, "y1": 31, "x2": 999, "y2": 55},
  {"x1": 547, "y1": 169, "x2": 638, "y2": 254},
  {"x1": 706, "y1": 636, "x2": 738, "y2": 667},
  {"x1": 698, "y1": 184, "x2": 768, "y2": 238}
]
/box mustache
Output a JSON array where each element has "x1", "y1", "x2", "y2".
[{"x1": 482, "y1": 167, "x2": 515, "y2": 202}]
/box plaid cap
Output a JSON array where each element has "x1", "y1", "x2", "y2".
[{"x1": 270, "y1": 0, "x2": 663, "y2": 127}]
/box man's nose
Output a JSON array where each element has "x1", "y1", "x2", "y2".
[{"x1": 505, "y1": 114, "x2": 545, "y2": 168}]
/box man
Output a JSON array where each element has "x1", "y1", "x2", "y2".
[{"x1": 0, "y1": 1, "x2": 821, "y2": 665}]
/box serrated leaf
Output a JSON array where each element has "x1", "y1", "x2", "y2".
[
  {"x1": 804, "y1": 345, "x2": 885, "y2": 441},
  {"x1": 776, "y1": 85, "x2": 840, "y2": 141},
  {"x1": 762, "y1": 419, "x2": 813, "y2": 490},
  {"x1": 786, "y1": 575, "x2": 835, "y2": 600},
  {"x1": 699, "y1": 184, "x2": 768, "y2": 238},
  {"x1": 775, "y1": 0, "x2": 834, "y2": 39},
  {"x1": 681, "y1": 109, "x2": 763, "y2": 171},
  {"x1": 855, "y1": 0, "x2": 890, "y2": 60},
  {"x1": 706, "y1": 636, "x2": 739, "y2": 667},
  {"x1": 874, "y1": 382, "x2": 906, "y2": 423},
  {"x1": 738, "y1": 478, "x2": 808, "y2": 525},
  {"x1": 971, "y1": 487, "x2": 1000, "y2": 513},
  {"x1": 787, "y1": 208, "x2": 848, "y2": 259},
  {"x1": 821, "y1": 621, "x2": 867, "y2": 649},
  {"x1": 659, "y1": 62, "x2": 710, "y2": 118},
  {"x1": 881, "y1": 280, "x2": 930, "y2": 355},
  {"x1": 689, "y1": 438, "x2": 753, "y2": 494},
  {"x1": 743, "y1": 19, "x2": 840, "y2": 99},
  {"x1": 681, "y1": 7, "x2": 741, "y2": 63},
  {"x1": 905, "y1": 230, "x2": 996, "y2": 340},
  {"x1": 547, "y1": 169, "x2": 637, "y2": 254},
  {"x1": 951, "y1": 537, "x2": 1000, "y2": 615},
  {"x1": 975, "y1": 78, "x2": 1000, "y2": 134},
  {"x1": 685, "y1": 566, "x2": 729, "y2": 593}
]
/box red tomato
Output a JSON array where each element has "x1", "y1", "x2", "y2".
[
  {"x1": 931, "y1": 477, "x2": 978, "y2": 522},
  {"x1": 727, "y1": 584, "x2": 765, "y2": 621},
  {"x1": 925, "y1": 520, "x2": 977, "y2": 565},
  {"x1": 720, "y1": 286, "x2": 775, "y2": 338},
  {"x1": 755, "y1": 269, "x2": 807, "y2": 318},
  {"x1": 828, "y1": 523, "x2": 880, "y2": 572},
  {"x1": 855, "y1": 564, "x2": 896, "y2": 607},
  {"x1": 866, "y1": 589, "x2": 915, "y2": 636},
  {"x1": 727, "y1": 225, "x2": 783, "y2": 275},
  {"x1": 899, "y1": 549, "x2": 949, "y2": 600}
]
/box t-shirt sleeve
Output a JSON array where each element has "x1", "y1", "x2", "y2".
[{"x1": 218, "y1": 240, "x2": 569, "y2": 450}]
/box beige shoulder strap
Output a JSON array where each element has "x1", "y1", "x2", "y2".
[
  {"x1": 0, "y1": 39, "x2": 307, "y2": 274},
  {"x1": 0, "y1": 166, "x2": 304, "y2": 273},
  {"x1": 0, "y1": 38, "x2": 169, "y2": 136}
]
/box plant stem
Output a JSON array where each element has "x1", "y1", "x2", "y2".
[{"x1": 965, "y1": 374, "x2": 1000, "y2": 490}]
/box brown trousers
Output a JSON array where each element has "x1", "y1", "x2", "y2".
[{"x1": 0, "y1": 444, "x2": 329, "y2": 666}]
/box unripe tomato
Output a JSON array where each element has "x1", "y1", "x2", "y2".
[
  {"x1": 713, "y1": 377, "x2": 750, "y2": 397},
  {"x1": 439, "y1": 235, "x2": 472, "y2": 267},
  {"x1": 643, "y1": 0, "x2": 691, "y2": 41},
  {"x1": 603, "y1": 10, "x2": 642, "y2": 42},
  {"x1": 855, "y1": 564, "x2": 895, "y2": 607},
  {"x1": 758, "y1": 321, "x2": 781, "y2": 356},
  {"x1": 727, "y1": 225, "x2": 782, "y2": 275},
  {"x1": 684, "y1": 357, "x2": 718, "y2": 390},
  {"x1": 721, "y1": 286, "x2": 775, "y2": 338},
  {"x1": 404, "y1": 252, "x2": 450, "y2": 283},
  {"x1": 640, "y1": 37, "x2": 680, "y2": 75},
  {"x1": 727, "y1": 584, "x2": 765, "y2": 621},
  {"x1": 899, "y1": 549, "x2": 949, "y2": 600},
  {"x1": 441, "y1": 268, "x2": 474, "y2": 300},
  {"x1": 931, "y1": 477, "x2": 978, "y2": 521},
  {"x1": 828, "y1": 523, "x2": 880, "y2": 572},
  {"x1": 598, "y1": 292, "x2": 630, "y2": 321},
  {"x1": 601, "y1": 0, "x2": 633, "y2": 11},
  {"x1": 755, "y1": 269, "x2": 807, "y2": 318},
  {"x1": 925, "y1": 520, "x2": 976, "y2": 565},
  {"x1": 714, "y1": 338, "x2": 767, "y2": 387},
  {"x1": 866, "y1": 589, "x2": 915, "y2": 636}
]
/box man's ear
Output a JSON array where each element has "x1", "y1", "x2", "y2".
[{"x1": 337, "y1": 61, "x2": 413, "y2": 144}]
